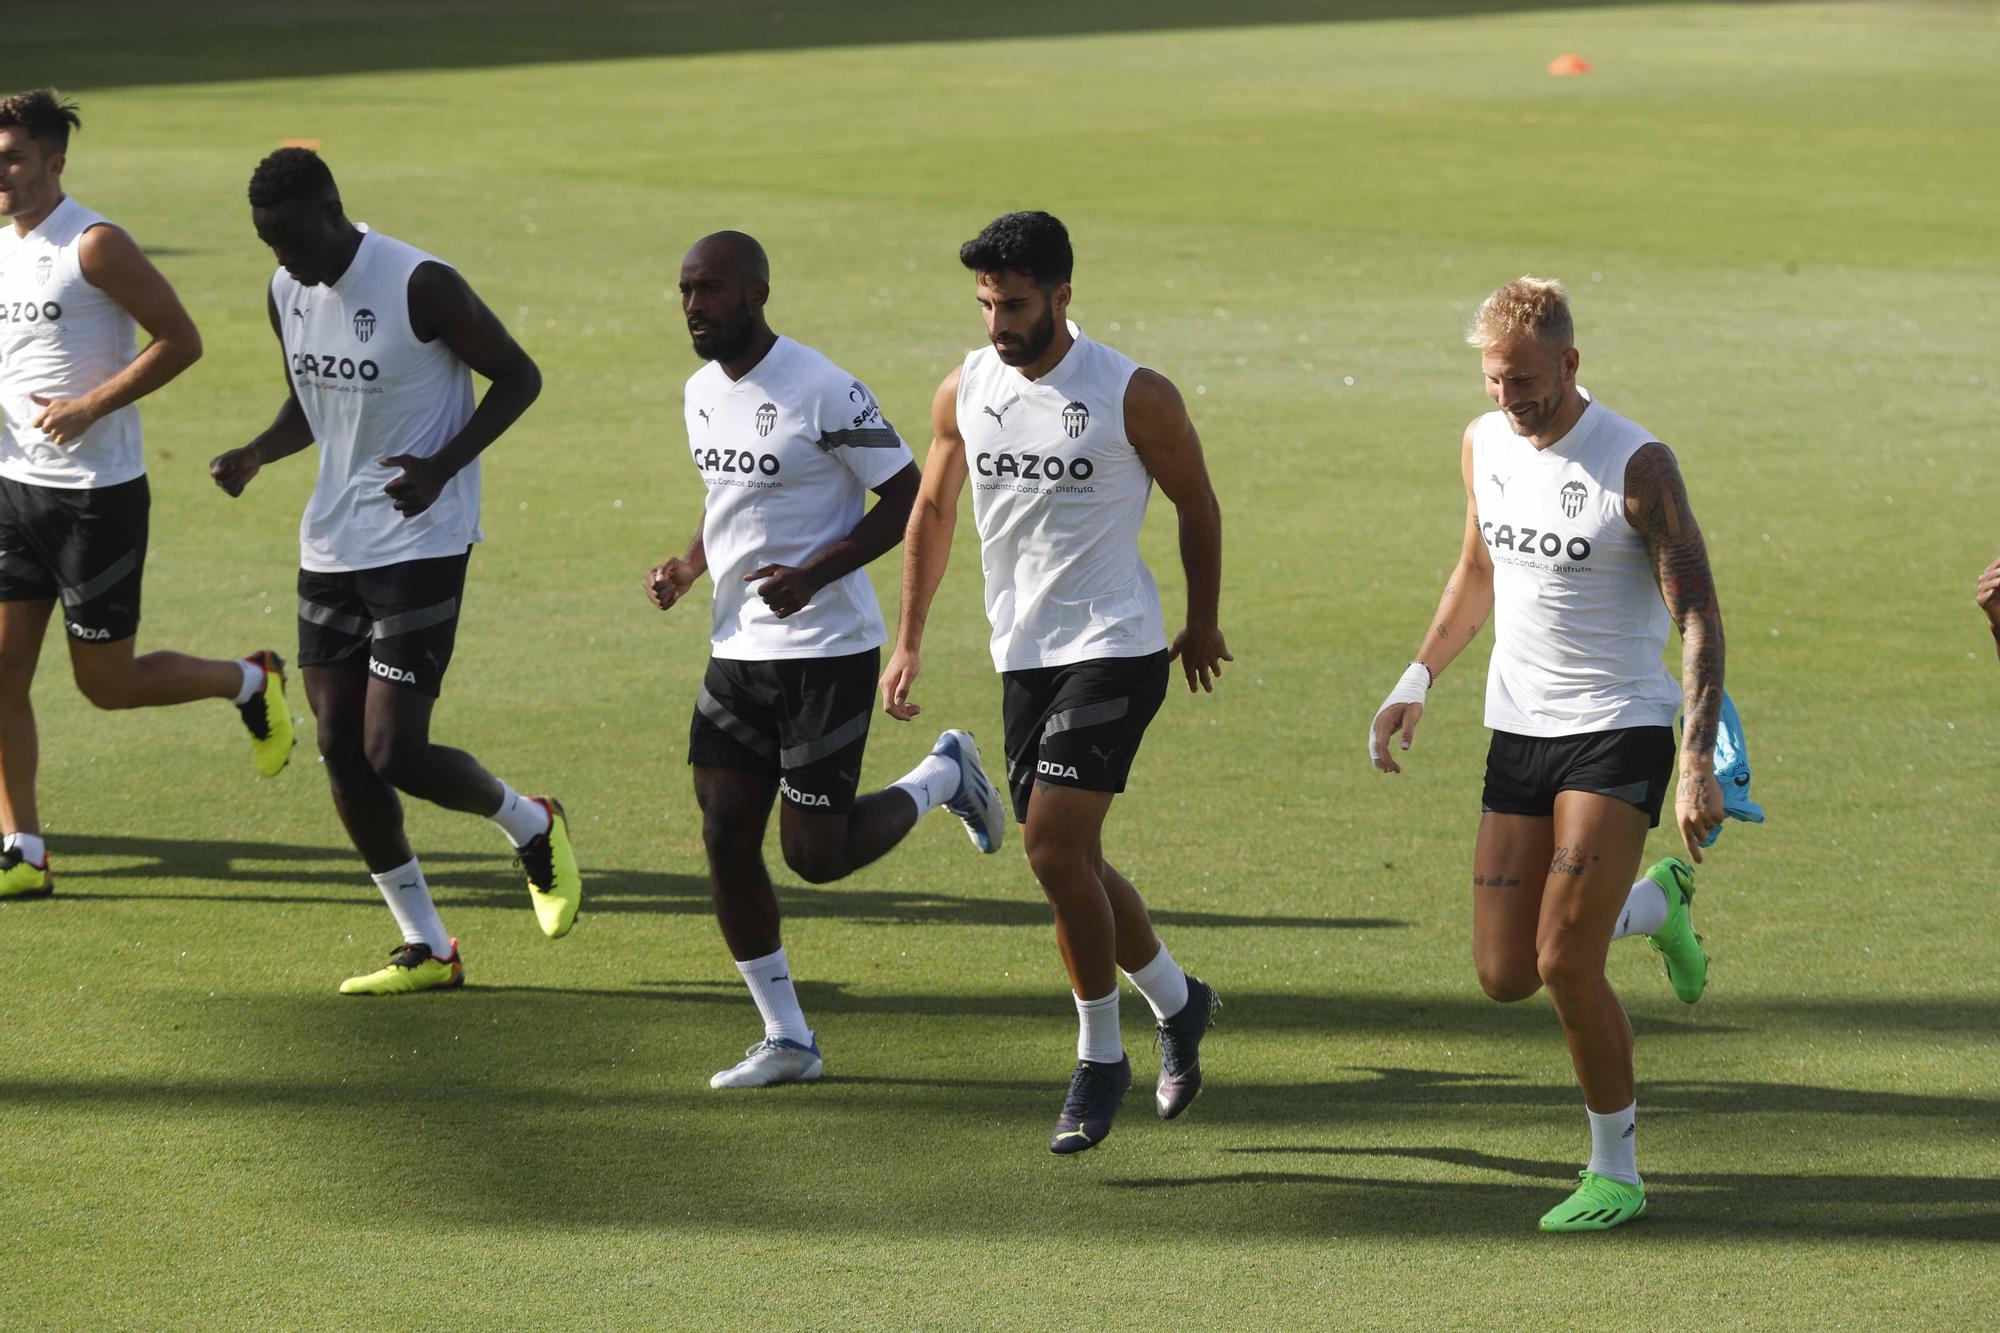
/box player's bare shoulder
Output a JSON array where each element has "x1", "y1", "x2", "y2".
[
  {"x1": 1621, "y1": 439, "x2": 1691, "y2": 533},
  {"x1": 932, "y1": 363, "x2": 965, "y2": 439},
  {"x1": 1122, "y1": 366, "x2": 1192, "y2": 440}
]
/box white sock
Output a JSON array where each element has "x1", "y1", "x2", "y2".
[
  {"x1": 490, "y1": 783, "x2": 551, "y2": 848},
  {"x1": 4, "y1": 831, "x2": 47, "y2": 866},
  {"x1": 1611, "y1": 878, "x2": 1669, "y2": 940},
  {"x1": 890, "y1": 752, "x2": 961, "y2": 818},
  {"x1": 1074, "y1": 989, "x2": 1122, "y2": 1063},
  {"x1": 1586, "y1": 1101, "x2": 1641, "y2": 1186},
  {"x1": 232, "y1": 659, "x2": 265, "y2": 706},
  {"x1": 369, "y1": 857, "x2": 452, "y2": 955},
  {"x1": 736, "y1": 947, "x2": 812, "y2": 1045},
  {"x1": 1123, "y1": 942, "x2": 1190, "y2": 1022}
]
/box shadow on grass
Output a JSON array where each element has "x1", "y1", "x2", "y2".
[
  {"x1": 24, "y1": 0, "x2": 1813, "y2": 92},
  {"x1": 1110, "y1": 1144, "x2": 2000, "y2": 1242},
  {"x1": 52, "y1": 832, "x2": 1401, "y2": 932}
]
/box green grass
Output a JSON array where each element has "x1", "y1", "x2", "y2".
[{"x1": 3, "y1": 1, "x2": 1997, "y2": 1326}]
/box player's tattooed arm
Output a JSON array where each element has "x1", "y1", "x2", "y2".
[
  {"x1": 881, "y1": 367, "x2": 969, "y2": 720},
  {"x1": 1128, "y1": 369, "x2": 1231, "y2": 693},
  {"x1": 1626, "y1": 440, "x2": 1726, "y2": 857},
  {"x1": 211, "y1": 288, "x2": 312, "y2": 496}
]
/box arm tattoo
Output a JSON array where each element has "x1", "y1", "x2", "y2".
[{"x1": 1627, "y1": 442, "x2": 1726, "y2": 758}]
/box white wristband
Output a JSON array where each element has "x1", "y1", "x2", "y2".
[{"x1": 1368, "y1": 662, "x2": 1432, "y2": 765}]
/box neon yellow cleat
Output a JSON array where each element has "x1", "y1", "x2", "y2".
[
  {"x1": 516, "y1": 797, "x2": 581, "y2": 939},
  {"x1": 1539, "y1": 1171, "x2": 1647, "y2": 1232},
  {"x1": 238, "y1": 649, "x2": 296, "y2": 778},
  {"x1": 339, "y1": 940, "x2": 464, "y2": 995},
  {"x1": 0, "y1": 846, "x2": 51, "y2": 900}
]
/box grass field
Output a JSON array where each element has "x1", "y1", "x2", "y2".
[{"x1": 3, "y1": 1, "x2": 1997, "y2": 1326}]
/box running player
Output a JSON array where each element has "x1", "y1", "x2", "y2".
[
  {"x1": 210, "y1": 147, "x2": 579, "y2": 993},
  {"x1": 647, "y1": 231, "x2": 1006, "y2": 1089},
  {"x1": 0, "y1": 88, "x2": 292, "y2": 901},
  {"x1": 881, "y1": 212, "x2": 1228, "y2": 1154},
  {"x1": 1367, "y1": 276, "x2": 1725, "y2": 1231}
]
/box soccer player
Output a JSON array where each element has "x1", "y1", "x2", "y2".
[
  {"x1": 0, "y1": 89, "x2": 292, "y2": 902},
  {"x1": 1367, "y1": 276, "x2": 1725, "y2": 1231},
  {"x1": 1977, "y1": 558, "x2": 2000, "y2": 660},
  {"x1": 881, "y1": 212, "x2": 1228, "y2": 1154},
  {"x1": 646, "y1": 231, "x2": 1006, "y2": 1089},
  {"x1": 209, "y1": 147, "x2": 579, "y2": 993}
]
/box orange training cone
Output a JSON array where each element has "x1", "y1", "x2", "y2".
[{"x1": 1548, "y1": 53, "x2": 1593, "y2": 76}]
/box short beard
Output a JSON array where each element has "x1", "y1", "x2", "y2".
[
  {"x1": 992, "y1": 303, "x2": 1057, "y2": 366},
  {"x1": 691, "y1": 312, "x2": 756, "y2": 363}
]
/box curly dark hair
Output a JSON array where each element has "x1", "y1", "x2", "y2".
[
  {"x1": 248, "y1": 146, "x2": 337, "y2": 209},
  {"x1": 959, "y1": 211, "x2": 1072, "y2": 288},
  {"x1": 0, "y1": 88, "x2": 82, "y2": 154}
]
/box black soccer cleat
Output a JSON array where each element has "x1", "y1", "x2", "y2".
[
  {"x1": 1154, "y1": 974, "x2": 1220, "y2": 1120},
  {"x1": 1049, "y1": 1055, "x2": 1132, "y2": 1155}
]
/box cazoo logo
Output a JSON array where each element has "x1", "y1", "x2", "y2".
[
  {"x1": 1480, "y1": 521, "x2": 1591, "y2": 563},
  {"x1": 974, "y1": 452, "x2": 1094, "y2": 482},
  {"x1": 292, "y1": 351, "x2": 379, "y2": 382},
  {"x1": 0, "y1": 300, "x2": 62, "y2": 323},
  {"x1": 692, "y1": 446, "x2": 780, "y2": 476}
]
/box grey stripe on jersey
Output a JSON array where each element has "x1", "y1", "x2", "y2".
[
  {"x1": 60, "y1": 549, "x2": 141, "y2": 606},
  {"x1": 372, "y1": 597, "x2": 459, "y2": 640},
  {"x1": 1043, "y1": 697, "x2": 1131, "y2": 736},
  {"x1": 298, "y1": 598, "x2": 370, "y2": 638},
  {"x1": 696, "y1": 686, "x2": 777, "y2": 758}
]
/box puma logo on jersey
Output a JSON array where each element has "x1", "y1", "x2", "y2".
[
  {"x1": 1490, "y1": 473, "x2": 1508, "y2": 496},
  {"x1": 369, "y1": 658, "x2": 419, "y2": 685},
  {"x1": 982, "y1": 400, "x2": 1016, "y2": 427},
  {"x1": 697, "y1": 408, "x2": 712, "y2": 426},
  {"x1": 778, "y1": 778, "x2": 831, "y2": 808},
  {"x1": 292, "y1": 307, "x2": 306, "y2": 321},
  {"x1": 1088, "y1": 745, "x2": 1115, "y2": 764},
  {"x1": 1036, "y1": 759, "x2": 1080, "y2": 780}
]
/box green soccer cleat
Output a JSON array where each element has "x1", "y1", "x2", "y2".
[
  {"x1": 339, "y1": 940, "x2": 464, "y2": 995},
  {"x1": 238, "y1": 649, "x2": 296, "y2": 778},
  {"x1": 1539, "y1": 1170, "x2": 1647, "y2": 1233},
  {"x1": 1644, "y1": 856, "x2": 1708, "y2": 1004},
  {"x1": 516, "y1": 797, "x2": 581, "y2": 939},
  {"x1": 0, "y1": 845, "x2": 51, "y2": 900}
]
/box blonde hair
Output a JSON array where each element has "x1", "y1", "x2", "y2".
[{"x1": 1466, "y1": 275, "x2": 1573, "y2": 348}]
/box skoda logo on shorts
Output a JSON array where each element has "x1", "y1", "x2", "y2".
[
  {"x1": 755, "y1": 402, "x2": 778, "y2": 437},
  {"x1": 1560, "y1": 480, "x2": 1589, "y2": 519},
  {"x1": 34, "y1": 255, "x2": 54, "y2": 285},
  {"x1": 353, "y1": 308, "x2": 377, "y2": 343},
  {"x1": 1062, "y1": 400, "x2": 1090, "y2": 439}
]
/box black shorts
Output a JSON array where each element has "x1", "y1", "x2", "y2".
[
  {"x1": 1481, "y1": 726, "x2": 1676, "y2": 828},
  {"x1": 1001, "y1": 649, "x2": 1170, "y2": 823},
  {"x1": 296, "y1": 551, "x2": 470, "y2": 699},
  {"x1": 688, "y1": 648, "x2": 879, "y2": 813},
  {"x1": 0, "y1": 474, "x2": 149, "y2": 643}
]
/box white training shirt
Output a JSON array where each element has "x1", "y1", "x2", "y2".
[
  {"x1": 272, "y1": 226, "x2": 479, "y2": 573},
  {"x1": 1471, "y1": 390, "x2": 1681, "y2": 737},
  {"x1": 0, "y1": 196, "x2": 145, "y2": 488},
  {"x1": 958, "y1": 322, "x2": 1168, "y2": 672},
  {"x1": 683, "y1": 336, "x2": 913, "y2": 660}
]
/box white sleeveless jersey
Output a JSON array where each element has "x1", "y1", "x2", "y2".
[
  {"x1": 958, "y1": 324, "x2": 1167, "y2": 671},
  {"x1": 683, "y1": 336, "x2": 914, "y2": 660},
  {"x1": 1471, "y1": 391, "x2": 1681, "y2": 737},
  {"x1": 272, "y1": 226, "x2": 479, "y2": 573},
  {"x1": 0, "y1": 196, "x2": 144, "y2": 488}
]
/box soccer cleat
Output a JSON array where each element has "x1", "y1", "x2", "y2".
[
  {"x1": 1539, "y1": 1170, "x2": 1648, "y2": 1232},
  {"x1": 1049, "y1": 1055, "x2": 1132, "y2": 1155},
  {"x1": 933, "y1": 728, "x2": 1005, "y2": 854},
  {"x1": 0, "y1": 846, "x2": 51, "y2": 900},
  {"x1": 516, "y1": 797, "x2": 582, "y2": 939},
  {"x1": 1644, "y1": 856, "x2": 1708, "y2": 1004},
  {"x1": 709, "y1": 1035, "x2": 823, "y2": 1089},
  {"x1": 237, "y1": 649, "x2": 295, "y2": 778},
  {"x1": 338, "y1": 939, "x2": 464, "y2": 995},
  {"x1": 1154, "y1": 974, "x2": 1220, "y2": 1119}
]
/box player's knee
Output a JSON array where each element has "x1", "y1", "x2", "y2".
[
  {"x1": 363, "y1": 730, "x2": 429, "y2": 790},
  {"x1": 1023, "y1": 835, "x2": 1090, "y2": 895},
  {"x1": 1535, "y1": 939, "x2": 1601, "y2": 994},
  {"x1": 700, "y1": 807, "x2": 761, "y2": 866},
  {"x1": 75, "y1": 667, "x2": 137, "y2": 711},
  {"x1": 1476, "y1": 963, "x2": 1541, "y2": 1004},
  {"x1": 780, "y1": 839, "x2": 847, "y2": 885}
]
